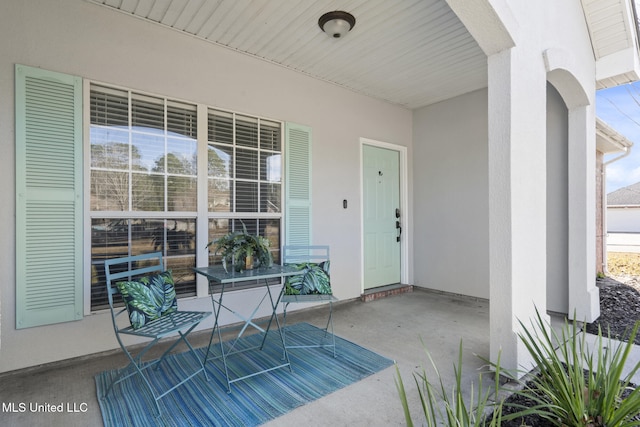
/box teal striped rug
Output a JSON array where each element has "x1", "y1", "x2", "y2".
[{"x1": 95, "y1": 323, "x2": 393, "y2": 426}]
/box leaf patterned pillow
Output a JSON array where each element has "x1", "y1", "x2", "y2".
[
  {"x1": 284, "y1": 261, "x2": 331, "y2": 295},
  {"x1": 116, "y1": 270, "x2": 177, "y2": 329}
]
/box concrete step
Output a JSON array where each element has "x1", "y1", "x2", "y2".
[{"x1": 361, "y1": 284, "x2": 413, "y2": 302}]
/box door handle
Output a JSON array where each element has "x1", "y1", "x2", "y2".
[{"x1": 396, "y1": 220, "x2": 402, "y2": 242}]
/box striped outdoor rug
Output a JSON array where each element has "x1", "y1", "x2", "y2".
[{"x1": 95, "y1": 323, "x2": 393, "y2": 426}]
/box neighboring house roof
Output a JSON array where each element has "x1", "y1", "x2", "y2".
[{"x1": 608, "y1": 181, "x2": 640, "y2": 206}]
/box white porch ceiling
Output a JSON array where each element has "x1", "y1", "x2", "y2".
[
  {"x1": 87, "y1": 0, "x2": 488, "y2": 109},
  {"x1": 87, "y1": 0, "x2": 640, "y2": 107}
]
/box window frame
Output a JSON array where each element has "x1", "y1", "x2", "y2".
[{"x1": 84, "y1": 81, "x2": 284, "y2": 314}]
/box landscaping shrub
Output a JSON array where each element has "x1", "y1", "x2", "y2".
[
  {"x1": 501, "y1": 310, "x2": 640, "y2": 427},
  {"x1": 394, "y1": 340, "x2": 503, "y2": 427},
  {"x1": 396, "y1": 310, "x2": 640, "y2": 426}
]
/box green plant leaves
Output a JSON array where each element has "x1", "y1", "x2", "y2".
[
  {"x1": 284, "y1": 261, "x2": 331, "y2": 295},
  {"x1": 116, "y1": 270, "x2": 177, "y2": 329},
  {"x1": 206, "y1": 225, "x2": 273, "y2": 272},
  {"x1": 394, "y1": 339, "x2": 504, "y2": 427},
  {"x1": 119, "y1": 278, "x2": 164, "y2": 318},
  {"x1": 395, "y1": 307, "x2": 640, "y2": 426},
  {"x1": 502, "y1": 308, "x2": 640, "y2": 427}
]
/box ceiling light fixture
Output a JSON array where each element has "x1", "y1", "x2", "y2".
[{"x1": 318, "y1": 11, "x2": 356, "y2": 38}]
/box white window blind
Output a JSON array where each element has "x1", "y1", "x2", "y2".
[
  {"x1": 207, "y1": 110, "x2": 282, "y2": 215},
  {"x1": 89, "y1": 84, "x2": 284, "y2": 309},
  {"x1": 89, "y1": 85, "x2": 199, "y2": 310},
  {"x1": 206, "y1": 111, "x2": 283, "y2": 270},
  {"x1": 90, "y1": 86, "x2": 197, "y2": 213}
]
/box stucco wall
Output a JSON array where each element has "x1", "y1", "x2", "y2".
[
  {"x1": 546, "y1": 83, "x2": 569, "y2": 314},
  {"x1": 447, "y1": 0, "x2": 599, "y2": 371},
  {"x1": 0, "y1": 0, "x2": 413, "y2": 372},
  {"x1": 412, "y1": 89, "x2": 489, "y2": 299}
]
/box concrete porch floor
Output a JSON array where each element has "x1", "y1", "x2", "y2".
[{"x1": 0, "y1": 289, "x2": 493, "y2": 426}]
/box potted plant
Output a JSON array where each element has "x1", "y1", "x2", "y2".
[{"x1": 206, "y1": 222, "x2": 273, "y2": 272}]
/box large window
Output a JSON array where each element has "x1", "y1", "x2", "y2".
[
  {"x1": 89, "y1": 84, "x2": 282, "y2": 310},
  {"x1": 206, "y1": 110, "x2": 282, "y2": 268}
]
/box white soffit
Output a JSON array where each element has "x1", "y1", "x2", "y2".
[
  {"x1": 87, "y1": 0, "x2": 487, "y2": 109},
  {"x1": 582, "y1": 0, "x2": 640, "y2": 88}
]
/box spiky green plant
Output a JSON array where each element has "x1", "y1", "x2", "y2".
[
  {"x1": 502, "y1": 309, "x2": 640, "y2": 427},
  {"x1": 395, "y1": 340, "x2": 503, "y2": 427}
]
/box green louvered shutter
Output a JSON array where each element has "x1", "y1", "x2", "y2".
[
  {"x1": 15, "y1": 65, "x2": 83, "y2": 329},
  {"x1": 285, "y1": 123, "x2": 312, "y2": 246}
]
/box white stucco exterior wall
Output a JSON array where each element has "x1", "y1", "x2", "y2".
[
  {"x1": 546, "y1": 83, "x2": 570, "y2": 314},
  {"x1": 543, "y1": 8, "x2": 599, "y2": 324},
  {"x1": 0, "y1": 0, "x2": 413, "y2": 372},
  {"x1": 488, "y1": 44, "x2": 549, "y2": 373},
  {"x1": 412, "y1": 89, "x2": 489, "y2": 299},
  {"x1": 449, "y1": 0, "x2": 599, "y2": 372}
]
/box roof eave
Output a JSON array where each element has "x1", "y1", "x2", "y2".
[
  {"x1": 596, "y1": 117, "x2": 634, "y2": 154},
  {"x1": 585, "y1": 0, "x2": 640, "y2": 88}
]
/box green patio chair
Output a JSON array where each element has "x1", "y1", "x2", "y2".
[
  {"x1": 282, "y1": 245, "x2": 337, "y2": 357},
  {"x1": 102, "y1": 252, "x2": 211, "y2": 417}
]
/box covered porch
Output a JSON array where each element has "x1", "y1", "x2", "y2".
[
  {"x1": 1, "y1": 290, "x2": 489, "y2": 426},
  {"x1": 3, "y1": 0, "x2": 640, "y2": 393}
]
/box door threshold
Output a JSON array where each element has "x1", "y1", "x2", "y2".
[{"x1": 361, "y1": 284, "x2": 413, "y2": 302}]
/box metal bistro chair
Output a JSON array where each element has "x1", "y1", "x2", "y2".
[
  {"x1": 103, "y1": 252, "x2": 211, "y2": 417},
  {"x1": 281, "y1": 245, "x2": 337, "y2": 357}
]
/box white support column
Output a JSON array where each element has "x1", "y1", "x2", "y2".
[
  {"x1": 568, "y1": 107, "x2": 599, "y2": 322},
  {"x1": 488, "y1": 47, "x2": 549, "y2": 373},
  {"x1": 543, "y1": 47, "x2": 599, "y2": 323}
]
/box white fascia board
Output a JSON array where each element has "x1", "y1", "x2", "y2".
[
  {"x1": 596, "y1": 47, "x2": 640, "y2": 83},
  {"x1": 596, "y1": 117, "x2": 633, "y2": 154}
]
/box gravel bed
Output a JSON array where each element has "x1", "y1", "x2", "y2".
[{"x1": 586, "y1": 275, "x2": 640, "y2": 344}]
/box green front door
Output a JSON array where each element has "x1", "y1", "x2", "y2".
[{"x1": 363, "y1": 145, "x2": 401, "y2": 289}]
